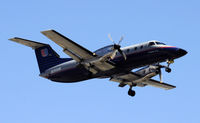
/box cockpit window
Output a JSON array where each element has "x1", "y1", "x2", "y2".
[
  {"x1": 149, "y1": 42, "x2": 155, "y2": 46},
  {"x1": 155, "y1": 42, "x2": 166, "y2": 45}
]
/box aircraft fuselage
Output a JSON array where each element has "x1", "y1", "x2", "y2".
[{"x1": 41, "y1": 41, "x2": 187, "y2": 83}]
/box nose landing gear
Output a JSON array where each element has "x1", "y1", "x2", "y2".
[
  {"x1": 165, "y1": 67, "x2": 171, "y2": 73},
  {"x1": 165, "y1": 59, "x2": 174, "y2": 73}
]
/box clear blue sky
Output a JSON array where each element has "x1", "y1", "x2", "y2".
[{"x1": 1, "y1": 0, "x2": 199, "y2": 123}]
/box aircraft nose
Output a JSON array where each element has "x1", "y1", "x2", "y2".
[{"x1": 177, "y1": 48, "x2": 187, "y2": 57}]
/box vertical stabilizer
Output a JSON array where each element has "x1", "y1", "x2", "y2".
[{"x1": 9, "y1": 37, "x2": 71, "y2": 73}]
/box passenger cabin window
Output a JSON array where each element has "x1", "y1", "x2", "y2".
[
  {"x1": 134, "y1": 47, "x2": 137, "y2": 50},
  {"x1": 127, "y1": 49, "x2": 130, "y2": 53},
  {"x1": 140, "y1": 46, "x2": 143, "y2": 49}
]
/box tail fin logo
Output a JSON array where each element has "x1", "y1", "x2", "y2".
[{"x1": 41, "y1": 48, "x2": 49, "y2": 57}]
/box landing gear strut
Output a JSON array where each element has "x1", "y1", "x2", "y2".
[{"x1": 128, "y1": 86, "x2": 136, "y2": 97}]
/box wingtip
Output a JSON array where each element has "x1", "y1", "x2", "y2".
[
  {"x1": 165, "y1": 85, "x2": 176, "y2": 90},
  {"x1": 8, "y1": 38, "x2": 13, "y2": 41},
  {"x1": 41, "y1": 29, "x2": 56, "y2": 34},
  {"x1": 9, "y1": 37, "x2": 25, "y2": 41},
  {"x1": 9, "y1": 37, "x2": 18, "y2": 41}
]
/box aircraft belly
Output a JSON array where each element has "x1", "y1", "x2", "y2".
[{"x1": 48, "y1": 66, "x2": 91, "y2": 83}]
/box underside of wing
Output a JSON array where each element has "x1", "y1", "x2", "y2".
[
  {"x1": 143, "y1": 79, "x2": 176, "y2": 90},
  {"x1": 110, "y1": 72, "x2": 176, "y2": 90},
  {"x1": 41, "y1": 30, "x2": 95, "y2": 61},
  {"x1": 110, "y1": 72, "x2": 145, "y2": 87}
]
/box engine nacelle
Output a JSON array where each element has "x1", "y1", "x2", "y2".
[
  {"x1": 130, "y1": 65, "x2": 160, "y2": 83},
  {"x1": 135, "y1": 65, "x2": 159, "y2": 77}
]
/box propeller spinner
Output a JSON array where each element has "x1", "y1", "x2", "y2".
[{"x1": 108, "y1": 34, "x2": 127, "y2": 60}]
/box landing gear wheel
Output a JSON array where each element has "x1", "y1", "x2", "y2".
[
  {"x1": 165, "y1": 67, "x2": 171, "y2": 73},
  {"x1": 128, "y1": 89, "x2": 136, "y2": 97}
]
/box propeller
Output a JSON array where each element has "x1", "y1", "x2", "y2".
[
  {"x1": 158, "y1": 66, "x2": 163, "y2": 83},
  {"x1": 154, "y1": 63, "x2": 165, "y2": 83},
  {"x1": 108, "y1": 34, "x2": 127, "y2": 60}
]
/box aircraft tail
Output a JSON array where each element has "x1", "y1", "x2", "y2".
[{"x1": 9, "y1": 37, "x2": 70, "y2": 73}]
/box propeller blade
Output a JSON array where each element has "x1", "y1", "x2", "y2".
[
  {"x1": 110, "y1": 50, "x2": 117, "y2": 59},
  {"x1": 118, "y1": 49, "x2": 127, "y2": 60},
  {"x1": 107, "y1": 34, "x2": 126, "y2": 60},
  {"x1": 108, "y1": 34, "x2": 115, "y2": 44},
  {"x1": 159, "y1": 68, "x2": 163, "y2": 83},
  {"x1": 118, "y1": 36, "x2": 124, "y2": 45}
]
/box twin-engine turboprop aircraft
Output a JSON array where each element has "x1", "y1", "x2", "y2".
[{"x1": 10, "y1": 30, "x2": 187, "y2": 97}]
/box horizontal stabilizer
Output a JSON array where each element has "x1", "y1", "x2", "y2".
[{"x1": 9, "y1": 37, "x2": 48, "y2": 49}]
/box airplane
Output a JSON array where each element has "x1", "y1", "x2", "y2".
[{"x1": 9, "y1": 30, "x2": 187, "y2": 97}]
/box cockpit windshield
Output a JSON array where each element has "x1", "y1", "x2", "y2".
[
  {"x1": 155, "y1": 42, "x2": 166, "y2": 45},
  {"x1": 148, "y1": 41, "x2": 166, "y2": 47},
  {"x1": 149, "y1": 42, "x2": 155, "y2": 46}
]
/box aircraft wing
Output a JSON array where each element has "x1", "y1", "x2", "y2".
[
  {"x1": 41, "y1": 29, "x2": 115, "y2": 73},
  {"x1": 110, "y1": 72, "x2": 175, "y2": 90},
  {"x1": 142, "y1": 79, "x2": 176, "y2": 90},
  {"x1": 41, "y1": 30, "x2": 95, "y2": 62}
]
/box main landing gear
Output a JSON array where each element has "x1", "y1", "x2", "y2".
[{"x1": 128, "y1": 85, "x2": 136, "y2": 97}]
